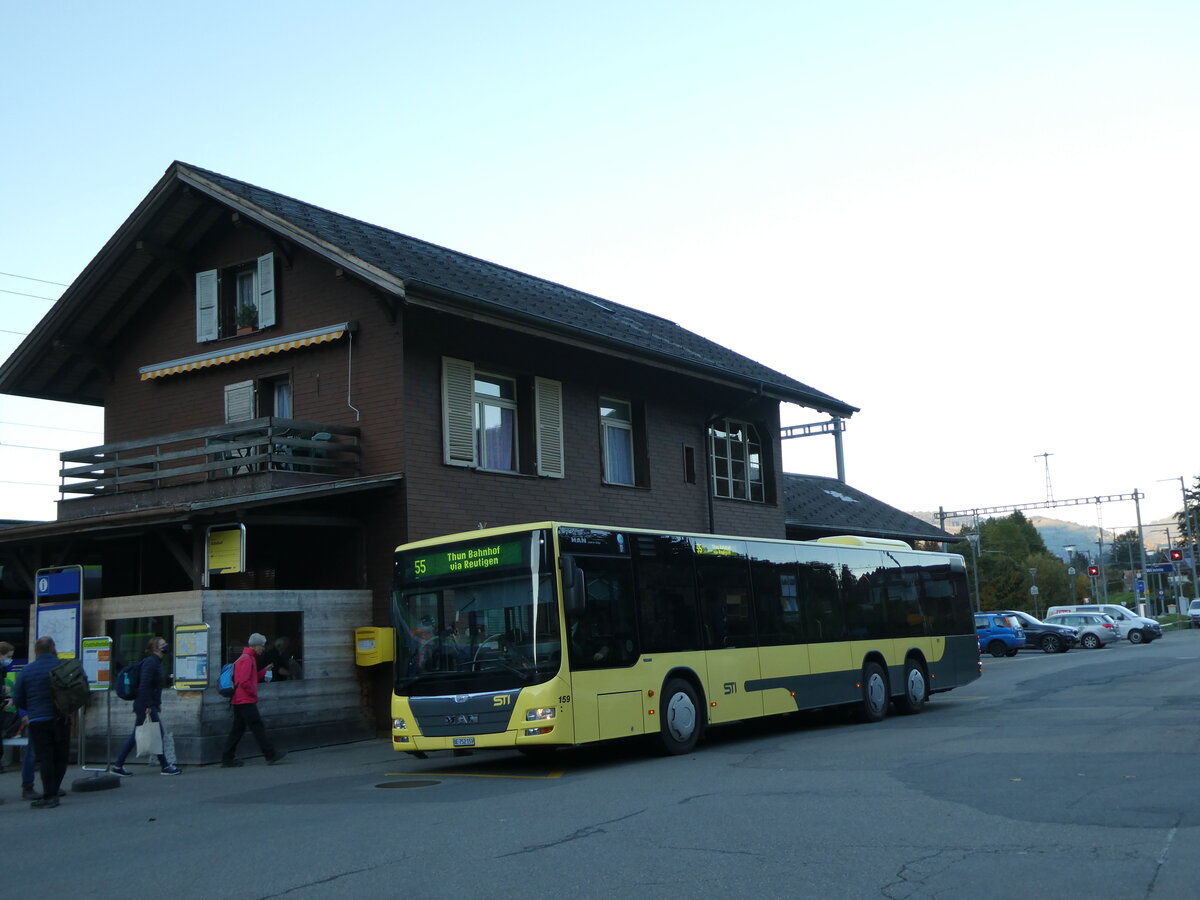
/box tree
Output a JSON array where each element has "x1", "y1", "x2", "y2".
[
  {"x1": 1108, "y1": 530, "x2": 1141, "y2": 571},
  {"x1": 1174, "y1": 474, "x2": 1200, "y2": 554},
  {"x1": 961, "y1": 512, "x2": 1061, "y2": 613}
]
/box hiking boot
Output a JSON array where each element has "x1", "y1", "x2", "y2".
[
  {"x1": 30, "y1": 797, "x2": 59, "y2": 809},
  {"x1": 220, "y1": 758, "x2": 244, "y2": 768},
  {"x1": 110, "y1": 766, "x2": 132, "y2": 777},
  {"x1": 160, "y1": 765, "x2": 182, "y2": 775},
  {"x1": 266, "y1": 751, "x2": 287, "y2": 765},
  {"x1": 21, "y1": 785, "x2": 37, "y2": 801}
]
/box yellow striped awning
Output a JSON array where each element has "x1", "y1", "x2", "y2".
[{"x1": 139, "y1": 322, "x2": 355, "y2": 381}]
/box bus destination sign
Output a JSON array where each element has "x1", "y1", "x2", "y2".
[{"x1": 409, "y1": 540, "x2": 523, "y2": 580}]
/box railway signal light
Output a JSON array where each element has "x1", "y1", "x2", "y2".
[
  {"x1": 1087, "y1": 565, "x2": 1099, "y2": 576},
  {"x1": 1169, "y1": 549, "x2": 1183, "y2": 561}
]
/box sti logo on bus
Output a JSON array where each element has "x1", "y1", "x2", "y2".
[{"x1": 444, "y1": 714, "x2": 479, "y2": 726}]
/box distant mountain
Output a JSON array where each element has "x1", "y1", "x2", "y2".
[{"x1": 907, "y1": 511, "x2": 1179, "y2": 556}]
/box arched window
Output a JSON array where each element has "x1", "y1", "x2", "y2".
[{"x1": 708, "y1": 418, "x2": 764, "y2": 502}]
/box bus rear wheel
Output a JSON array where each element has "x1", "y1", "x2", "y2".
[
  {"x1": 894, "y1": 659, "x2": 926, "y2": 715},
  {"x1": 657, "y1": 678, "x2": 702, "y2": 755},
  {"x1": 861, "y1": 661, "x2": 889, "y2": 723}
]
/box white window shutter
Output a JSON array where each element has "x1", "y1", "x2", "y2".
[
  {"x1": 256, "y1": 253, "x2": 276, "y2": 328},
  {"x1": 534, "y1": 377, "x2": 564, "y2": 478},
  {"x1": 196, "y1": 270, "x2": 219, "y2": 342},
  {"x1": 442, "y1": 357, "x2": 475, "y2": 466},
  {"x1": 224, "y1": 380, "x2": 256, "y2": 424}
]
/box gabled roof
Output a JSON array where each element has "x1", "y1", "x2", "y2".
[
  {"x1": 783, "y1": 473, "x2": 958, "y2": 544},
  {"x1": 0, "y1": 162, "x2": 857, "y2": 416}
]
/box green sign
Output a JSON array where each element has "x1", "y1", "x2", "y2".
[{"x1": 409, "y1": 540, "x2": 523, "y2": 580}]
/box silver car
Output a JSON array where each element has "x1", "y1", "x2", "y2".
[{"x1": 1044, "y1": 613, "x2": 1120, "y2": 649}]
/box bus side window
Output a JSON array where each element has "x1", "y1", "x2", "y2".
[{"x1": 634, "y1": 534, "x2": 700, "y2": 653}]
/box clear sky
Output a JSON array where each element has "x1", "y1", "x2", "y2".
[{"x1": 2, "y1": 2, "x2": 1197, "y2": 542}]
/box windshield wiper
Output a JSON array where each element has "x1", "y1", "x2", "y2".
[{"x1": 475, "y1": 658, "x2": 531, "y2": 681}]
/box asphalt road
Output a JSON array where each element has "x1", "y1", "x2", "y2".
[{"x1": 7, "y1": 629, "x2": 1200, "y2": 899}]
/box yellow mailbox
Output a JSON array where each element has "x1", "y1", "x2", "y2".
[{"x1": 354, "y1": 627, "x2": 395, "y2": 666}]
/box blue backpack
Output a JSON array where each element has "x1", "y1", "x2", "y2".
[
  {"x1": 218, "y1": 662, "x2": 236, "y2": 698},
  {"x1": 114, "y1": 659, "x2": 144, "y2": 701}
]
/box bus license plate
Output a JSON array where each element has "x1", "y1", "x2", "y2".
[{"x1": 452, "y1": 737, "x2": 475, "y2": 747}]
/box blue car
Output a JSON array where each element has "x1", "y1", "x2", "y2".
[{"x1": 975, "y1": 613, "x2": 1026, "y2": 658}]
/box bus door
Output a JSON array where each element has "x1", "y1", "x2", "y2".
[
  {"x1": 695, "y1": 542, "x2": 763, "y2": 724},
  {"x1": 565, "y1": 554, "x2": 641, "y2": 743},
  {"x1": 750, "y1": 548, "x2": 810, "y2": 716}
]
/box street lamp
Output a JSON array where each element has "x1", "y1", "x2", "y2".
[
  {"x1": 1029, "y1": 567, "x2": 1039, "y2": 617},
  {"x1": 1064, "y1": 545, "x2": 1077, "y2": 603}
]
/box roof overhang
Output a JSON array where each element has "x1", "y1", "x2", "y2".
[{"x1": 0, "y1": 473, "x2": 404, "y2": 547}]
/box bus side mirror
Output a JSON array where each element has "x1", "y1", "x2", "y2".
[{"x1": 561, "y1": 555, "x2": 586, "y2": 615}]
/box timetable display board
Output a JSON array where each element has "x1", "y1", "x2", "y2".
[
  {"x1": 35, "y1": 565, "x2": 84, "y2": 659},
  {"x1": 173, "y1": 623, "x2": 210, "y2": 691},
  {"x1": 81, "y1": 636, "x2": 113, "y2": 692}
]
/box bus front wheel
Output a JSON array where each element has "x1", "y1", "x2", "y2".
[
  {"x1": 657, "y1": 678, "x2": 702, "y2": 755},
  {"x1": 861, "y1": 661, "x2": 889, "y2": 723}
]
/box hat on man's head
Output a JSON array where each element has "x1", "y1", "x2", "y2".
[{"x1": 248, "y1": 633, "x2": 267, "y2": 647}]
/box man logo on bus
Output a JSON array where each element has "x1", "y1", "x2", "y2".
[{"x1": 445, "y1": 714, "x2": 479, "y2": 726}]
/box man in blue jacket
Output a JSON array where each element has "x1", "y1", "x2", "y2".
[{"x1": 13, "y1": 636, "x2": 69, "y2": 809}]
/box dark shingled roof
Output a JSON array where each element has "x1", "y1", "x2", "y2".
[
  {"x1": 182, "y1": 164, "x2": 857, "y2": 416},
  {"x1": 783, "y1": 473, "x2": 957, "y2": 544}
]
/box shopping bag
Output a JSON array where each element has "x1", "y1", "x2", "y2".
[{"x1": 135, "y1": 720, "x2": 163, "y2": 758}]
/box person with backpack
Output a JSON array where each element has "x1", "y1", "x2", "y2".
[
  {"x1": 220, "y1": 633, "x2": 286, "y2": 767},
  {"x1": 111, "y1": 636, "x2": 181, "y2": 776},
  {"x1": 12, "y1": 636, "x2": 69, "y2": 809}
]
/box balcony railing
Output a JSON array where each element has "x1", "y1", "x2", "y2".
[{"x1": 59, "y1": 417, "x2": 361, "y2": 498}]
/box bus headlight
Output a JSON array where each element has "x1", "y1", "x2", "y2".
[
  {"x1": 525, "y1": 707, "x2": 556, "y2": 721},
  {"x1": 392, "y1": 717, "x2": 407, "y2": 730}
]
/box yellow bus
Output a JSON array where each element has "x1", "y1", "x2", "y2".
[{"x1": 390, "y1": 522, "x2": 980, "y2": 756}]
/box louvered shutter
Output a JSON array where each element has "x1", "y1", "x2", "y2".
[
  {"x1": 224, "y1": 380, "x2": 256, "y2": 423},
  {"x1": 442, "y1": 357, "x2": 476, "y2": 466},
  {"x1": 256, "y1": 253, "x2": 276, "y2": 328},
  {"x1": 534, "y1": 377, "x2": 564, "y2": 478},
  {"x1": 196, "y1": 270, "x2": 219, "y2": 342}
]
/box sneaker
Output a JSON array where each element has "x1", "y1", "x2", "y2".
[
  {"x1": 30, "y1": 797, "x2": 59, "y2": 809},
  {"x1": 21, "y1": 785, "x2": 37, "y2": 801},
  {"x1": 160, "y1": 765, "x2": 182, "y2": 775},
  {"x1": 220, "y1": 758, "x2": 244, "y2": 768},
  {"x1": 266, "y1": 751, "x2": 287, "y2": 765},
  {"x1": 110, "y1": 766, "x2": 132, "y2": 777}
]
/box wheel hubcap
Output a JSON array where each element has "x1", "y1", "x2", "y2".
[
  {"x1": 906, "y1": 668, "x2": 925, "y2": 703},
  {"x1": 867, "y1": 672, "x2": 886, "y2": 712},
  {"x1": 665, "y1": 691, "x2": 696, "y2": 742}
]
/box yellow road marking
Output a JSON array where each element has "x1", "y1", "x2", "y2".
[{"x1": 386, "y1": 769, "x2": 566, "y2": 780}]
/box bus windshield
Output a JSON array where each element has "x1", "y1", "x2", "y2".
[{"x1": 393, "y1": 529, "x2": 561, "y2": 697}]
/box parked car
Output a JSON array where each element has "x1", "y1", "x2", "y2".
[
  {"x1": 1044, "y1": 604, "x2": 1161, "y2": 644},
  {"x1": 1189, "y1": 599, "x2": 1200, "y2": 628},
  {"x1": 975, "y1": 613, "x2": 1026, "y2": 658},
  {"x1": 999, "y1": 610, "x2": 1078, "y2": 653},
  {"x1": 1043, "y1": 612, "x2": 1119, "y2": 649}
]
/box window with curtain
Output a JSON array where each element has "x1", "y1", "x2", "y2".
[
  {"x1": 600, "y1": 397, "x2": 635, "y2": 485},
  {"x1": 474, "y1": 372, "x2": 518, "y2": 472}
]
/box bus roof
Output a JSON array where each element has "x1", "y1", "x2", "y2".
[{"x1": 395, "y1": 523, "x2": 925, "y2": 555}]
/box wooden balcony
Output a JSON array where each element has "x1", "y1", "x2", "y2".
[{"x1": 57, "y1": 418, "x2": 361, "y2": 519}]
